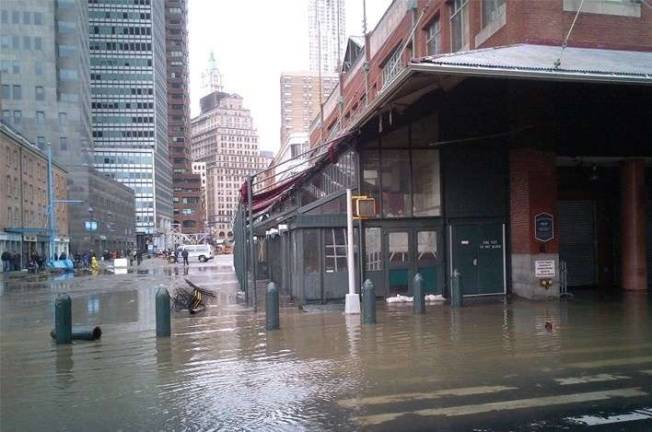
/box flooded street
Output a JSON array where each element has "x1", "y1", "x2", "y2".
[{"x1": 1, "y1": 256, "x2": 652, "y2": 431}]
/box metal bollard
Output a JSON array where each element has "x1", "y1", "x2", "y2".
[
  {"x1": 54, "y1": 294, "x2": 72, "y2": 344},
  {"x1": 451, "y1": 269, "x2": 463, "y2": 308},
  {"x1": 362, "y1": 279, "x2": 376, "y2": 325},
  {"x1": 413, "y1": 273, "x2": 425, "y2": 314},
  {"x1": 266, "y1": 282, "x2": 280, "y2": 331},
  {"x1": 156, "y1": 288, "x2": 171, "y2": 337}
]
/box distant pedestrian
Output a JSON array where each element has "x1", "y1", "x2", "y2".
[
  {"x1": 136, "y1": 250, "x2": 142, "y2": 266},
  {"x1": 59, "y1": 251, "x2": 67, "y2": 260},
  {"x1": 1, "y1": 250, "x2": 10, "y2": 272},
  {"x1": 182, "y1": 248, "x2": 189, "y2": 267},
  {"x1": 12, "y1": 253, "x2": 20, "y2": 271}
]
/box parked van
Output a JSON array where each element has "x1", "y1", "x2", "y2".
[{"x1": 178, "y1": 244, "x2": 214, "y2": 263}]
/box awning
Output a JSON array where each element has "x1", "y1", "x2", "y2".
[
  {"x1": 411, "y1": 44, "x2": 652, "y2": 85},
  {"x1": 240, "y1": 131, "x2": 354, "y2": 216}
]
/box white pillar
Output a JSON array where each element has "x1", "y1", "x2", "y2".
[{"x1": 345, "y1": 188, "x2": 360, "y2": 314}]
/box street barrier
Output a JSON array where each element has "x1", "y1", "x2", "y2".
[
  {"x1": 54, "y1": 294, "x2": 72, "y2": 344},
  {"x1": 413, "y1": 273, "x2": 425, "y2": 314},
  {"x1": 266, "y1": 282, "x2": 280, "y2": 331},
  {"x1": 362, "y1": 279, "x2": 376, "y2": 325},
  {"x1": 156, "y1": 288, "x2": 171, "y2": 337},
  {"x1": 451, "y1": 269, "x2": 463, "y2": 308}
]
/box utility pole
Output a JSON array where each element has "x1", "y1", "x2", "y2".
[{"x1": 47, "y1": 144, "x2": 56, "y2": 261}]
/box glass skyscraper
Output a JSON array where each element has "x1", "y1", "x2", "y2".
[{"x1": 89, "y1": 0, "x2": 172, "y2": 243}]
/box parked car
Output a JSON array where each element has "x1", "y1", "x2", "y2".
[{"x1": 177, "y1": 244, "x2": 214, "y2": 263}]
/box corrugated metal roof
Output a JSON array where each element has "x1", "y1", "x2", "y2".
[{"x1": 412, "y1": 44, "x2": 652, "y2": 83}]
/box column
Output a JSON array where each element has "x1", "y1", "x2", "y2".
[{"x1": 621, "y1": 159, "x2": 647, "y2": 291}]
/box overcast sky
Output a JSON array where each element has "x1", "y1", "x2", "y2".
[{"x1": 188, "y1": 0, "x2": 392, "y2": 154}]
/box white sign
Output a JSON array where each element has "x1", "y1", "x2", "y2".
[{"x1": 535, "y1": 260, "x2": 556, "y2": 278}]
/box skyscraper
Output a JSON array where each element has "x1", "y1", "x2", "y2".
[
  {"x1": 89, "y1": 0, "x2": 173, "y2": 247},
  {"x1": 308, "y1": 0, "x2": 346, "y2": 74},
  {"x1": 190, "y1": 62, "x2": 270, "y2": 240},
  {"x1": 0, "y1": 0, "x2": 135, "y2": 254},
  {"x1": 165, "y1": 0, "x2": 203, "y2": 235}
]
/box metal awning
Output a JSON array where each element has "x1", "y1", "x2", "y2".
[{"x1": 411, "y1": 44, "x2": 652, "y2": 85}]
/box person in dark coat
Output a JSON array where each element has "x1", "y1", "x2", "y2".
[
  {"x1": 136, "y1": 249, "x2": 142, "y2": 266},
  {"x1": 1, "y1": 251, "x2": 11, "y2": 272},
  {"x1": 182, "y1": 248, "x2": 189, "y2": 267}
]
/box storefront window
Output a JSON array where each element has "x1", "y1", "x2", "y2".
[
  {"x1": 412, "y1": 150, "x2": 441, "y2": 216},
  {"x1": 381, "y1": 150, "x2": 411, "y2": 218},
  {"x1": 324, "y1": 228, "x2": 347, "y2": 272},
  {"x1": 381, "y1": 124, "x2": 409, "y2": 148},
  {"x1": 303, "y1": 230, "x2": 319, "y2": 273},
  {"x1": 365, "y1": 227, "x2": 382, "y2": 271},
  {"x1": 388, "y1": 232, "x2": 409, "y2": 264},
  {"x1": 361, "y1": 150, "x2": 380, "y2": 207},
  {"x1": 417, "y1": 231, "x2": 438, "y2": 263}
]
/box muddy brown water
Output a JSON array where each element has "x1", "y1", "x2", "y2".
[{"x1": 1, "y1": 258, "x2": 650, "y2": 431}]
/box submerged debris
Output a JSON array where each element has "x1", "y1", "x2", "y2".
[{"x1": 171, "y1": 279, "x2": 216, "y2": 314}]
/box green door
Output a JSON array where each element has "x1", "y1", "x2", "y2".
[
  {"x1": 417, "y1": 230, "x2": 441, "y2": 295},
  {"x1": 452, "y1": 223, "x2": 505, "y2": 296},
  {"x1": 386, "y1": 231, "x2": 410, "y2": 295}
]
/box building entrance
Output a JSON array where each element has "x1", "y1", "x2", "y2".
[{"x1": 450, "y1": 223, "x2": 506, "y2": 296}]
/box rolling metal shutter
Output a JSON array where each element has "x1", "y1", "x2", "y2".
[
  {"x1": 648, "y1": 201, "x2": 652, "y2": 288},
  {"x1": 559, "y1": 200, "x2": 596, "y2": 287}
]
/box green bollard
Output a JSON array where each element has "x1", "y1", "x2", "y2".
[
  {"x1": 156, "y1": 288, "x2": 171, "y2": 337},
  {"x1": 362, "y1": 279, "x2": 376, "y2": 325},
  {"x1": 54, "y1": 294, "x2": 72, "y2": 344},
  {"x1": 451, "y1": 269, "x2": 463, "y2": 308},
  {"x1": 266, "y1": 281, "x2": 280, "y2": 331},
  {"x1": 413, "y1": 273, "x2": 425, "y2": 314}
]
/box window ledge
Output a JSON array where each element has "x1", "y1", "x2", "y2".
[
  {"x1": 475, "y1": 4, "x2": 507, "y2": 48},
  {"x1": 563, "y1": 0, "x2": 641, "y2": 17}
]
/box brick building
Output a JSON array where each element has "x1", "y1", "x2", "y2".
[
  {"x1": 165, "y1": 0, "x2": 204, "y2": 235},
  {"x1": 236, "y1": 0, "x2": 652, "y2": 304},
  {"x1": 1, "y1": 122, "x2": 68, "y2": 268}
]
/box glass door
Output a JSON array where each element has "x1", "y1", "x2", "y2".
[
  {"x1": 417, "y1": 230, "x2": 441, "y2": 295},
  {"x1": 386, "y1": 231, "x2": 410, "y2": 295}
]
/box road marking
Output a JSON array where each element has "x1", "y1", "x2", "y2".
[
  {"x1": 567, "y1": 356, "x2": 652, "y2": 369},
  {"x1": 338, "y1": 385, "x2": 516, "y2": 408},
  {"x1": 555, "y1": 373, "x2": 629, "y2": 386},
  {"x1": 355, "y1": 388, "x2": 647, "y2": 427},
  {"x1": 566, "y1": 408, "x2": 652, "y2": 426},
  {"x1": 642, "y1": 370, "x2": 652, "y2": 376}
]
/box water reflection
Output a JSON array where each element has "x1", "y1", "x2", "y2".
[{"x1": 54, "y1": 345, "x2": 75, "y2": 390}]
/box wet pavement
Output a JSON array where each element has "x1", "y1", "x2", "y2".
[{"x1": 1, "y1": 257, "x2": 652, "y2": 431}]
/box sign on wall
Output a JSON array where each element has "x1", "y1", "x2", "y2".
[
  {"x1": 535, "y1": 260, "x2": 556, "y2": 278},
  {"x1": 534, "y1": 212, "x2": 554, "y2": 242}
]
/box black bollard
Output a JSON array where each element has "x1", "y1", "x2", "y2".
[
  {"x1": 362, "y1": 279, "x2": 376, "y2": 325},
  {"x1": 51, "y1": 326, "x2": 102, "y2": 341},
  {"x1": 451, "y1": 269, "x2": 463, "y2": 308},
  {"x1": 156, "y1": 288, "x2": 171, "y2": 337},
  {"x1": 413, "y1": 273, "x2": 425, "y2": 314},
  {"x1": 266, "y1": 282, "x2": 280, "y2": 331},
  {"x1": 54, "y1": 294, "x2": 72, "y2": 344}
]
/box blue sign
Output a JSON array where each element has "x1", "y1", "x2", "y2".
[{"x1": 534, "y1": 213, "x2": 554, "y2": 242}]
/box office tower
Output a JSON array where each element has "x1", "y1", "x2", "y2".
[
  {"x1": 0, "y1": 0, "x2": 135, "y2": 254},
  {"x1": 191, "y1": 87, "x2": 269, "y2": 241},
  {"x1": 89, "y1": 0, "x2": 173, "y2": 248},
  {"x1": 308, "y1": 0, "x2": 346, "y2": 74},
  {"x1": 165, "y1": 0, "x2": 203, "y2": 235}
]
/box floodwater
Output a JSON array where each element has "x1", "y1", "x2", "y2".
[{"x1": 1, "y1": 257, "x2": 651, "y2": 431}]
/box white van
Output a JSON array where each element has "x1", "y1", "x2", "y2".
[{"x1": 178, "y1": 244, "x2": 214, "y2": 263}]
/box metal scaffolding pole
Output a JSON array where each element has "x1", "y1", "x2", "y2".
[{"x1": 247, "y1": 176, "x2": 257, "y2": 312}]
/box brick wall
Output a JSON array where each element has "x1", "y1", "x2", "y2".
[{"x1": 509, "y1": 148, "x2": 559, "y2": 255}]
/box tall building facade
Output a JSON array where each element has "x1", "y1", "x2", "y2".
[
  {"x1": 308, "y1": 0, "x2": 346, "y2": 74},
  {"x1": 0, "y1": 0, "x2": 135, "y2": 254},
  {"x1": 165, "y1": 0, "x2": 203, "y2": 235},
  {"x1": 279, "y1": 71, "x2": 339, "y2": 148},
  {"x1": 190, "y1": 91, "x2": 269, "y2": 240},
  {"x1": 89, "y1": 0, "x2": 173, "y2": 246}
]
